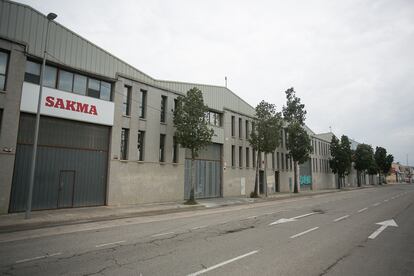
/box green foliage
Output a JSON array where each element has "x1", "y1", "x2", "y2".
[
  {"x1": 374, "y1": 147, "x2": 394, "y2": 175},
  {"x1": 354, "y1": 144, "x2": 375, "y2": 173},
  {"x1": 367, "y1": 159, "x2": 378, "y2": 175},
  {"x1": 249, "y1": 101, "x2": 283, "y2": 154},
  {"x1": 173, "y1": 87, "x2": 214, "y2": 204},
  {"x1": 282, "y1": 87, "x2": 307, "y2": 125},
  {"x1": 374, "y1": 147, "x2": 394, "y2": 184},
  {"x1": 286, "y1": 122, "x2": 312, "y2": 164},
  {"x1": 282, "y1": 87, "x2": 311, "y2": 193},
  {"x1": 173, "y1": 87, "x2": 214, "y2": 158},
  {"x1": 386, "y1": 154, "x2": 394, "y2": 173},
  {"x1": 282, "y1": 87, "x2": 312, "y2": 164},
  {"x1": 249, "y1": 100, "x2": 283, "y2": 196},
  {"x1": 329, "y1": 135, "x2": 352, "y2": 179}
]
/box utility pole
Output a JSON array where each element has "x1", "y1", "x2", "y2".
[{"x1": 26, "y1": 12, "x2": 57, "y2": 219}]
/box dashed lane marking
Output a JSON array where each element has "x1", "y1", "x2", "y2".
[
  {"x1": 151, "y1": 232, "x2": 175, "y2": 238},
  {"x1": 16, "y1": 252, "x2": 62, "y2": 264},
  {"x1": 357, "y1": 207, "x2": 368, "y2": 213},
  {"x1": 187, "y1": 250, "x2": 259, "y2": 276},
  {"x1": 191, "y1": 225, "x2": 207, "y2": 230},
  {"x1": 290, "y1": 227, "x2": 319, "y2": 239},
  {"x1": 333, "y1": 215, "x2": 350, "y2": 222},
  {"x1": 95, "y1": 240, "x2": 125, "y2": 248}
]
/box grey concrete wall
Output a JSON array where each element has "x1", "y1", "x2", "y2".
[
  {"x1": 107, "y1": 77, "x2": 186, "y2": 205},
  {"x1": 222, "y1": 110, "x2": 256, "y2": 197},
  {"x1": 0, "y1": 39, "x2": 25, "y2": 214}
]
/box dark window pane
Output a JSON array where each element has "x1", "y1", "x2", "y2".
[
  {"x1": 73, "y1": 74, "x2": 87, "y2": 95},
  {"x1": 139, "y1": 90, "x2": 147, "y2": 118},
  {"x1": 58, "y1": 70, "x2": 74, "y2": 92},
  {"x1": 25, "y1": 60, "x2": 41, "y2": 84},
  {"x1": 138, "y1": 131, "x2": 145, "y2": 161},
  {"x1": 161, "y1": 96, "x2": 167, "y2": 122},
  {"x1": 43, "y1": 65, "x2": 57, "y2": 88},
  {"x1": 0, "y1": 52, "x2": 7, "y2": 74},
  {"x1": 88, "y1": 78, "x2": 100, "y2": 98},
  {"x1": 231, "y1": 116, "x2": 235, "y2": 136},
  {"x1": 172, "y1": 136, "x2": 178, "y2": 163},
  {"x1": 159, "y1": 134, "x2": 166, "y2": 162},
  {"x1": 121, "y1": 128, "x2": 129, "y2": 160},
  {"x1": 100, "y1": 81, "x2": 111, "y2": 101},
  {"x1": 123, "y1": 86, "x2": 131, "y2": 115}
]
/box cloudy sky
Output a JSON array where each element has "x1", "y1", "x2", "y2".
[{"x1": 17, "y1": 0, "x2": 414, "y2": 165}]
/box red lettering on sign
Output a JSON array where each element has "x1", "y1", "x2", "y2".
[
  {"x1": 89, "y1": 105, "x2": 98, "y2": 115},
  {"x1": 55, "y1": 98, "x2": 65, "y2": 109},
  {"x1": 65, "y1": 100, "x2": 75, "y2": 111},
  {"x1": 45, "y1": 96, "x2": 54, "y2": 107},
  {"x1": 44, "y1": 96, "x2": 98, "y2": 116},
  {"x1": 76, "y1": 102, "x2": 89, "y2": 113}
]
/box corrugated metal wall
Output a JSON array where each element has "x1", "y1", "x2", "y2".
[
  {"x1": 156, "y1": 80, "x2": 255, "y2": 116},
  {"x1": 9, "y1": 114, "x2": 109, "y2": 212},
  {"x1": 184, "y1": 144, "x2": 222, "y2": 199}
]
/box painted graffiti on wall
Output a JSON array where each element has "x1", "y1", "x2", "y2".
[{"x1": 300, "y1": 175, "x2": 312, "y2": 186}]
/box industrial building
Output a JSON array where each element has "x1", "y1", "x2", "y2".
[{"x1": 1, "y1": 0, "x2": 341, "y2": 214}]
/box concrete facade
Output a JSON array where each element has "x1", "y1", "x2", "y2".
[
  {"x1": 0, "y1": 0, "x2": 353, "y2": 213},
  {"x1": 0, "y1": 38, "x2": 26, "y2": 213}
]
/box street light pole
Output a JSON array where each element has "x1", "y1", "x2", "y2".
[{"x1": 25, "y1": 13, "x2": 57, "y2": 219}]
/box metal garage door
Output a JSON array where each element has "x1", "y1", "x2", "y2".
[
  {"x1": 9, "y1": 114, "x2": 109, "y2": 212},
  {"x1": 184, "y1": 144, "x2": 222, "y2": 199}
]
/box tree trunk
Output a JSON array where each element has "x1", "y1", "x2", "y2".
[
  {"x1": 293, "y1": 161, "x2": 298, "y2": 193},
  {"x1": 264, "y1": 155, "x2": 268, "y2": 197},
  {"x1": 357, "y1": 170, "x2": 361, "y2": 187},
  {"x1": 188, "y1": 150, "x2": 196, "y2": 204},
  {"x1": 254, "y1": 150, "x2": 259, "y2": 196},
  {"x1": 337, "y1": 175, "x2": 341, "y2": 189}
]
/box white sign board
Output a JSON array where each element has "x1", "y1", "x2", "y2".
[{"x1": 20, "y1": 82, "x2": 114, "y2": 126}]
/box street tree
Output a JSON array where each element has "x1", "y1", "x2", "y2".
[
  {"x1": 329, "y1": 135, "x2": 352, "y2": 189},
  {"x1": 249, "y1": 100, "x2": 283, "y2": 197},
  {"x1": 282, "y1": 87, "x2": 312, "y2": 193},
  {"x1": 374, "y1": 147, "x2": 394, "y2": 184},
  {"x1": 354, "y1": 144, "x2": 375, "y2": 186},
  {"x1": 173, "y1": 87, "x2": 214, "y2": 204}
]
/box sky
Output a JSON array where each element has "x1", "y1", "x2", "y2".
[{"x1": 16, "y1": 0, "x2": 414, "y2": 166}]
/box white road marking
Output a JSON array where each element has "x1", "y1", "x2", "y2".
[
  {"x1": 368, "y1": 219, "x2": 398, "y2": 239},
  {"x1": 16, "y1": 252, "x2": 62, "y2": 264},
  {"x1": 333, "y1": 215, "x2": 350, "y2": 222},
  {"x1": 384, "y1": 199, "x2": 389, "y2": 202},
  {"x1": 269, "y1": 212, "x2": 317, "y2": 226},
  {"x1": 95, "y1": 240, "x2": 126, "y2": 248},
  {"x1": 290, "y1": 227, "x2": 319, "y2": 239},
  {"x1": 151, "y1": 232, "x2": 175, "y2": 238},
  {"x1": 357, "y1": 207, "x2": 368, "y2": 213},
  {"x1": 372, "y1": 202, "x2": 381, "y2": 206},
  {"x1": 191, "y1": 225, "x2": 207, "y2": 230},
  {"x1": 292, "y1": 212, "x2": 318, "y2": 219},
  {"x1": 187, "y1": 250, "x2": 259, "y2": 276}
]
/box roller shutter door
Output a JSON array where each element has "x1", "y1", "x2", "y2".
[{"x1": 9, "y1": 113, "x2": 109, "y2": 212}]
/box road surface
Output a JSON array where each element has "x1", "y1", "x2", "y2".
[{"x1": 0, "y1": 184, "x2": 413, "y2": 275}]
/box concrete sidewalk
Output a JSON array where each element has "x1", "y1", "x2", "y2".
[{"x1": 0, "y1": 186, "x2": 374, "y2": 233}]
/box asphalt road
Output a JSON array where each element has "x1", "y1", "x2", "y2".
[{"x1": 0, "y1": 184, "x2": 413, "y2": 276}]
